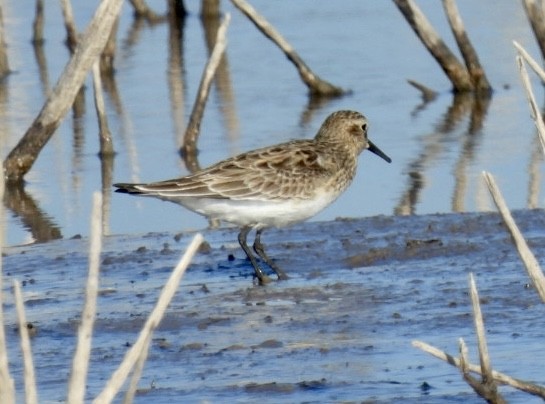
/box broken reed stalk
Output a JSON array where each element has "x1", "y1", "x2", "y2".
[
  {"x1": 59, "y1": 0, "x2": 79, "y2": 54},
  {"x1": 0, "y1": 4, "x2": 9, "y2": 79},
  {"x1": 413, "y1": 340, "x2": 545, "y2": 398},
  {"x1": 522, "y1": 0, "x2": 545, "y2": 60},
  {"x1": 92, "y1": 61, "x2": 114, "y2": 157},
  {"x1": 458, "y1": 337, "x2": 499, "y2": 402},
  {"x1": 94, "y1": 233, "x2": 204, "y2": 403},
  {"x1": 407, "y1": 79, "x2": 437, "y2": 102},
  {"x1": 201, "y1": 0, "x2": 221, "y2": 18},
  {"x1": 100, "y1": 18, "x2": 118, "y2": 75},
  {"x1": 0, "y1": 174, "x2": 15, "y2": 404},
  {"x1": 230, "y1": 0, "x2": 346, "y2": 97},
  {"x1": 468, "y1": 273, "x2": 505, "y2": 403},
  {"x1": 181, "y1": 13, "x2": 231, "y2": 171},
  {"x1": 442, "y1": 0, "x2": 491, "y2": 93},
  {"x1": 122, "y1": 333, "x2": 152, "y2": 404},
  {"x1": 66, "y1": 193, "x2": 102, "y2": 404},
  {"x1": 3, "y1": 0, "x2": 124, "y2": 184},
  {"x1": 128, "y1": 0, "x2": 163, "y2": 22},
  {"x1": 31, "y1": 0, "x2": 45, "y2": 45},
  {"x1": 514, "y1": 41, "x2": 545, "y2": 83},
  {"x1": 458, "y1": 338, "x2": 471, "y2": 379},
  {"x1": 513, "y1": 45, "x2": 545, "y2": 155},
  {"x1": 469, "y1": 274, "x2": 492, "y2": 381},
  {"x1": 13, "y1": 281, "x2": 38, "y2": 404},
  {"x1": 483, "y1": 171, "x2": 545, "y2": 302},
  {"x1": 393, "y1": 0, "x2": 473, "y2": 93}
]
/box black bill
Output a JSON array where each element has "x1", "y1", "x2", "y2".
[{"x1": 368, "y1": 140, "x2": 392, "y2": 163}]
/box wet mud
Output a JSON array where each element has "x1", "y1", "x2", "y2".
[{"x1": 2, "y1": 210, "x2": 545, "y2": 402}]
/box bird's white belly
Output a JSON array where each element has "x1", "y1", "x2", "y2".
[{"x1": 178, "y1": 192, "x2": 340, "y2": 228}]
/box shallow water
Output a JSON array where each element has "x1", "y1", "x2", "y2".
[
  {"x1": 3, "y1": 210, "x2": 545, "y2": 402},
  {"x1": 0, "y1": 1, "x2": 543, "y2": 245}
]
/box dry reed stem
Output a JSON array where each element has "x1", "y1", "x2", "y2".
[
  {"x1": 3, "y1": 0, "x2": 124, "y2": 183},
  {"x1": 92, "y1": 61, "x2": 114, "y2": 156},
  {"x1": 100, "y1": 18, "x2": 118, "y2": 75},
  {"x1": 514, "y1": 41, "x2": 545, "y2": 83},
  {"x1": 442, "y1": 0, "x2": 491, "y2": 93},
  {"x1": 469, "y1": 274, "x2": 492, "y2": 380},
  {"x1": 122, "y1": 333, "x2": 151, "y2": 404},
  {"x1": 31, "y1": 0, "x2": 45, "y2": 45},
  {"x1": 407, "y1": 79, "x2": 437, "y2": 102},
  {"x1": 0, "y1": 4, "x2": 9, "y2": 78},
  {"x1": 393, "y1": 0, "x2": 473, "y2": 92},
  {"x1": 412, "y1": 340, "x2": 545, "y2": 398},
  {"x1": 66, "y1": 193, "x2": 102, "y2": 404},
  {"x1": 128, "y1": 0, "x2": 162, "y2": 22},
  {"x1": 468, "y1": 273, "x2": 505, "y2": 403},
  {"x1": 514, "y1": 46, "x2": 545, "y2": 155},
  {"x1": 201, "y1": 0, "x2": 221, "y2": 18},
  {"x1": 59, "y1": 0, "x2": 79, "y2": 53},
  {"x1": 458, "y1": 338, "x2": 487, "y2": 398},
  {"x1": 483, "y1": 171, "x2": 545, "y2": 302},
  {"x1": 522, "y1": 0, "x2": 545, "y2": 60},
  {"x1": 94, "y1": 233, "x2": 203, "y2": 403},
  {"x1": 230, "y1": 0, "x2": 346, "y2": 97},
  {"x1": 0, "y1": 173, "x2": 14, "y2": 404},
  {"x1": 458, "y1": 338, "x2": 469, "y2": 375},
  {"x1": 13, "y1": 281, "x2": 38, "y2": 404},
  {"x1": 182, "y1": 13, "x2": 231, "y2": 168}
]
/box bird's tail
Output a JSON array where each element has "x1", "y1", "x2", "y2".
[{"x1": 113, "y1": 183, "x2": 145, "y2": 195}]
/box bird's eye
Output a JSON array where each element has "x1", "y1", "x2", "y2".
[{"x1": 362, "y1": 123, "x2": 367, "y2": 131}]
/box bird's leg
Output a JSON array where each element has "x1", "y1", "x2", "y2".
[
  {"x1": 238, "y1": 226, "x2": 272, "y2": 284},
  {"x1": 253, "y1": 228, "x2": 289, "y2": 280}
]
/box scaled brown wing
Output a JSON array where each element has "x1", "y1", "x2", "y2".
[{"x1": 139, "y1": 141, "x2": 331, "y2": 201}]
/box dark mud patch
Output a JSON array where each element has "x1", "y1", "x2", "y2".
[{"x1": 2, "y1": 210, "x2": 545, "y2": 402}]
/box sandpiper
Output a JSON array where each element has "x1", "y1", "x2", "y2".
[{"x1": 114, "y1": 110, "x2": 391, "y2": 284}]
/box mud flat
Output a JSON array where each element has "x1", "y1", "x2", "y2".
[{"x1": 2, "y1": 210, "x2": 545, "y2": 402}]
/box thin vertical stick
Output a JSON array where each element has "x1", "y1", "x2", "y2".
[
  {"x1": 201, "y1": 0, "x2": 220, "y2": 18},
  {"x1": 522, "y1": 0, "x2": 545, "y2": 60},
  {"x1": 514, "y1": 49, "x2": 545, "y2": 155},
  {"x1": 59, "y1": 0, "x2": 79, "y2": 53},
  {"x1": 94, "y1": 234, "x2": 203, "y2": 403},
  {"x1": 100, "y1": 18, "x2": 118, "y2": 75},
  {"x1": 13, "y1": 281, "x2": 38, "y2": 404},
  {"x1": 66, "y1": 193, "x2": 103, "y2": 403},
  {"x1": 0, "y1": 174, "x2": 14, "y2": 404},
  {"x1": 468, "y1": 274, "x2": 492, "y2": 381},
  {"x1": 458, "y1": 337, "x2": 482, "y2": 391},
  {"x1": 181, "y1": 13, "x2": 231, "y2": 171},
  {"x1": 0, "y1": 4, "x2": 10, "y2": 78},
  {"x1": 483, "y1": 171, "x2": 545, "y2": 302},
  {"x1": 128, "y1": 0, "x2": 162, "y2": 21},
  {"x1": 442, "y1": 0, "x2": 491, "y2": 93},
  {"x1": 458, "y1": 338, "x2": 469, "y2": 375},
  {"x1": 92, "y1": 61, "x2": 114, "y2": 156},
  {"x1": 31, "y1": 0, "x2": 45, "y2": 45},
  {"x1": 468, "y1": 273, "x2": 506, "y2": 403},
  {"x1": 122, "y1": 333, "x2": 152, "y2": 404},
  {"x1": 513, "y1": 41, "x2": 545, "y2": 83}
]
